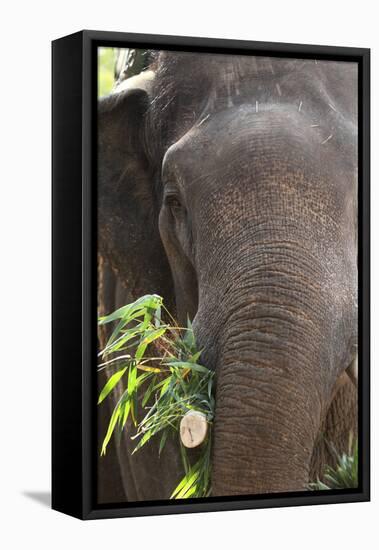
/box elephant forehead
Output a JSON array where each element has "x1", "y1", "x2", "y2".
[
  {"x1": 162, "y1": 106, "x2": 356, "y2": 248},
  {"x1": 162, "y1": 105, "x2": 328, "y2": 189}
]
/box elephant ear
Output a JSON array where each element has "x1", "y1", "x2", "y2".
[
  {"x1": 97, "y1": 75, "x2": 180, "y2": 503},
  {"x1": 98, "y1": 73, "x2": 175, "y2": 309}
]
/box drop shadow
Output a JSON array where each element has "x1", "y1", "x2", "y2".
[{"x1": 22, "y1": 491, "x2": 51, "y2": 508}]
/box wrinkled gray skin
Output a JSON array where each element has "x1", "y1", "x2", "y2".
[{"x1": 98, "y1": 52, "x2": 357, "y2": 502}]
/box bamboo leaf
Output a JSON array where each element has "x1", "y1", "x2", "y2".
[
  {"x1": 182, "y1": 486, "x2": 197, "y2": 498},
  {"x1": 101, "y1": 404, "x2": 121, "y2": 456},
  {"x1": 120, "y1": 399, "x2": 131, "y2": 428},
  {"x1": 99, "y1": 294, "x2": 162, "y2": 325},
  {"x1": 127, "y1": 363, "x2": 138, "y2": 395},
  {"x1": 164, "y1": 360, "x2": 209, "y2": 374},
  {"x1": 100, "y1": 327, "x2": 140, "y2": 356},
  {"x1": 142, "y1": 375, "x2": 157, "y2": 407},
  {"x1": 171, "y1": 468, "x2": 200, "y2": 499},
  {"x1": 159, "y1": 377, "x2": 171, "y2": 398},
  {"x1": 158, "y1": 430, "x2": 168, "y2": 456},
  {"x1": 98, "y1": 368, "x2": 127, "y2": 404},
  {"x1": 131, "y1": 391, "x2": 138, "y2": 426},
  {"x1": 135, "y1": 327, "x2": 167, "y2": 361},
  {"x1": 135, "y1": 342, "x2": 148, "y2": 362},
  {"x1": 137, "y1": 365, "x2": 162, "y2": 373},
  {"x1": 189, "y1": 350, "x2": 202, "y2": 363},
  {"x1": 180, "y1": 441, "x2": 190, "y2": 474}
]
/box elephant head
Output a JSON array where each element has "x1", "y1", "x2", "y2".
[{"x1": 98, "y1": 51, "x2": 358, "y2": 499}]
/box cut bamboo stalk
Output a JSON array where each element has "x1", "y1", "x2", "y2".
[{"x1": 180, "y1": 411, "x2": 208, "y2": 448}]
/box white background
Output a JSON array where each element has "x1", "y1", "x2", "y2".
[{"x1": 1, "y1": 0, "x2": 376, "y2": 548}]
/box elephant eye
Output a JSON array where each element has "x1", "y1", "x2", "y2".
[{"x1": 165, "y1": 193, "x2": 183, "y2": 212}]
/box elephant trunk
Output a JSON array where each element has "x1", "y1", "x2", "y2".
[
  {"x1": 212, "y1": 323, "x2": 322, "y2": 496},
  {"x1": 194, "y1": 244, "x2": 337, "y2": 496}
]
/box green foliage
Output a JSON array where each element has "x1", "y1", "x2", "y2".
[
  {"x1": 98, "y1": 47, "x2": 116, "y2": 98},
  {"x1": 98, "y1": 294, "x2": 215, "y2": 498},
  {"x1": 310, "y1": 440, "x2": 358, "y2": 490}
]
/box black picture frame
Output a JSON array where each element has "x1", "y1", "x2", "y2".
[{"x1": 52, "y1": 30, "x2": 370, "y2": 520}]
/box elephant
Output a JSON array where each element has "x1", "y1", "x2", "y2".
[{"x1": 97, "y1": 50, "x2": 358, "y2": 502}]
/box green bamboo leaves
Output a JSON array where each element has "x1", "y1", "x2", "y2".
[
  {"x1": 310, "y1": 440, "x2": 358, "y2": 490},
  {"x1": 97, "y1": 294, "x2": 215, "y2": 499},
  {"x1": 97, "y1": 368, "x2": 127, "y2": 404}
]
